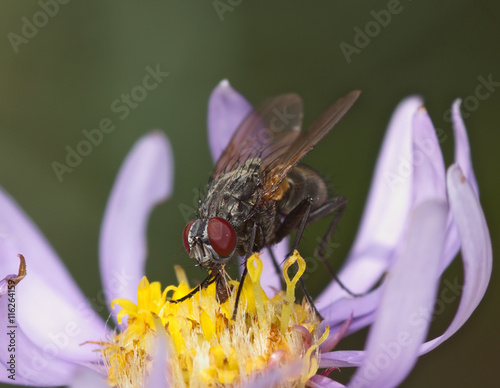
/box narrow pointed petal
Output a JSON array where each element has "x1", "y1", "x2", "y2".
[
  {"x1": 69, "y1": 368, "x2": 109, "y2": 388},
  {"x1": 420, "y1": 165, "x2": 492, "y2": 353},
  {"x1": 0, "y1": 293, "x2": 82, "y2": 385},
  {"x1": 349, "y1": 200, "x2": 447, "y2": 388},
  {"x1": 99, "y1": 131, "x2": 173, "y2": 320},
  {"x1": 207, "y1": 79, "x2": 253, "y2": 162},
  {"x1": 452, "y1": 100, "x2": 479, "y2": 195},
  {"x1": 320, "y1": 314, "x2": 352, "y2": 353},
  {"x1": 0, "y1": 374, "x2": 32, "y2": 385},
  {"x1": 0, "y1": 256, "x2": 24, "y2": 296},
  {"x1": 239, "y1": 361, "x2": 302, "y2": 388},
  {"x1": 320, "y1": 350, "x2": 365, "y2": 368},
  {"x1": 411, "y1": 107, "x2": 446, "y2": 204},
  {"x1": 319, "y1": 288, "x2": 382, "y2": 333},
  {"x1": 0, "y1": 189, "x2": 107, "y2": 362},
  {"x1": 440, "y1": 99, "x2": 479, "y2": 271},
  {"x1": 144, "y1": 320, "x2": 171, "y2": 387},
  {"x1": 0, "y1": 278, "x2": 8, "y2": 296},
  {"x1": 317, "y1": 97, "x2": 422, "y2": 307},
  {"x1": 308, "y1": 375, "x2": 346, "y2": 387}
]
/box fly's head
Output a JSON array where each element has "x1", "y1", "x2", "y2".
[{"x1": 183, "y1": 217, "x2": 237, "y2": 268}]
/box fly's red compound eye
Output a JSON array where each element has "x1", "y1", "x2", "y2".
[
  {"x1": 207, "y1": 217, "x2": 236, "y2": 258},
  {"x1": 183, "y1": 220, "x2": 194, "y2": 253}
]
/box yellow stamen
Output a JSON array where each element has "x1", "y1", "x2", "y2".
[
  {"x1": 281, "y1": 251, "x2": 306, "y2": 333},
  {"x1": 100, "y1": 252, "x2": 329, "y2": 388},
  {"x1": 247, "y1": 254, "x2": 265, "y2": 326}
]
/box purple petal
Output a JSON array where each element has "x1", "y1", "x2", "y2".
[
  {"x1": 320, "y1": 106, "x2": 449, "y2": 334},
  {"x1": 207, "y1": 79, "x2": 253, "y2": 162},
  {"x1": 0, "y1": 188, "x2": 107, "y2": 363},
  {"x1": 239, "y1": 361, "x2": 302, "y2": 388},
  {"x1": 308, "y1": 375, "x2": 346, "y2": 388},
  {"x1": 144, "y1": 320, "x2": 171, "y2": 387},
  {"x1": 0, "y1": 293, "x2": 82, "y2": 385},
  {"x1": 68, "y1": 368, "x2": 109, "y2": 388},
  {"x1": 0, "y1": 274, "x2": 17, "y2": 296},
  {"x1": 438, "y1": 99, "x2": 480, "y2": 272},
  {"x1": 452, "y1": 99, "x2": 479, "y2": 195},
  {"x1": 317, "y1": 97, "x2": 422, "y2": 308},
  {"x1": 411, "y1": 107, "x2": 446, "y2": 205},
  {"x1": 348, "y1": 199, "x2": 448, "y2": 387},
  {"x1": 420, "y1": 165, "x2": 492, "y2": 353},
  {"x1": 320, "y1": 314, "x2": 352, "y2": 353},
  {"x1": 0, "y1": 374, "x2": 33, "y2": 385},
  {"x1": 320, "y1": 350, "x2": 365, "y2": 368},
  {"x1": 342, "y1": 311, "x2": 377, "y2": 336},
  {"x1": 440, "y1": 99, "x2": 478, "y2": 272},
  {"x1": 319, "y1": 288, "x2": 382, "y2": 333},
  {"x1": 99, "y1": 131, "x2": 173, "y2": 320}
]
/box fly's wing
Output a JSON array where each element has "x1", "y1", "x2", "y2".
[
  {"x1": 213, "y1": 94, "x2": 303, "y2": 179},
  {"x1": 261, "y1": 90, "x2": 361, "y2": 196}
]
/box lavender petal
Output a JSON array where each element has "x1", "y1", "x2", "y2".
[
  {"x1": 317, "y1": 97, "x2": 421, "y2": 308},
  {"x1": 207, "y1": 79, "x2": 253, "y2": 162},
  {"x1": 420, "y1": 165, "x2": 492, "y2": 353},
  {"x1": 99, "y1": 131, "x2": 173, "y2": 323},
  {"x1": 348, "y1": 199, "x2": 447, "y2": 388},
  {"x1": 0, "y1": 188, "x2": 107, "y2": 362}
]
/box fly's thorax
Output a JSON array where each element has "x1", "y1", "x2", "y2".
[{"x1": 201, "y1": 159, "x2": 262, "y2": 225}]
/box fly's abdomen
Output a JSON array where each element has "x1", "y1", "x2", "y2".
[{"x1": 278, "y1": 164, "x2": 328, "y2": 215}]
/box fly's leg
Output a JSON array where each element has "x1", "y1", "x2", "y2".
[
  {"x1": 264, "y1": 197, "x2": 316, "y2": 291},
  {"x1": 306, "y1": 196, "x2": 373, "y2": 297},
  {"x1": 232, "y1": 223, "x2": 257, "y2": 321},
  {"x1": 274, "y1": 197, "x2": 324, "y2": 320},
  {"x1": 170, "y1": 273, "x2": 218, "y2": 303},
  {"x1": 273, "y1": 195, "x2": 365, "y2": 321},
  {"x1": 266, "y1": 247, "x2": 286, "y2": 290}
]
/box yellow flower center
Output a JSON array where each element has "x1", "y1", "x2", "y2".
[{"x1": 101, "y1": 251, "x2": 328, "y2": 387}]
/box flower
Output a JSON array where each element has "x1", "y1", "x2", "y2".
[
  {"x1": 0, "y1": 80, "x2": 492, "y2": 387},
  {"x1": 0, "y1": 131, "x2": 173, "y2": 387},
  {"x1": 103, "y1": 252, "x2": 329, "y2": 387}
]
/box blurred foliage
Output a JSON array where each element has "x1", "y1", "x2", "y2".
[{"x1": 0, "y1": 1, "x2": 498, "y2": 387}]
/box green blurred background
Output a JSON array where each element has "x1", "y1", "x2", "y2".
[{"x1": 1, "y1": 1, "x2": 498, "y2": 387}]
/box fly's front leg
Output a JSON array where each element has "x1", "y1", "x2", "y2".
[
  {"x1": 170, "y1": 273, "x2": 217, "y2": 303},
  {"x1": 232, "y1": 223, "x2": 257, "y2": 321}
]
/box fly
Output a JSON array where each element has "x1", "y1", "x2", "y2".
[{"x1": 178, "y1": 90, "x2": 361, "y2": 319}]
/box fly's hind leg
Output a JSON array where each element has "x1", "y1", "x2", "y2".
[
  {"x1": 274, "y1": 197, "x2": 324, "y2": 320},
  {"x1": 275, "y1": 194, "x2": 365, "y2": 308},
  {"x1": 308, "y1": 196, "x2": 377, "y2": 298},
  {"x1": 307, "y1": 196, "x2": 348, "y2": 282}
]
